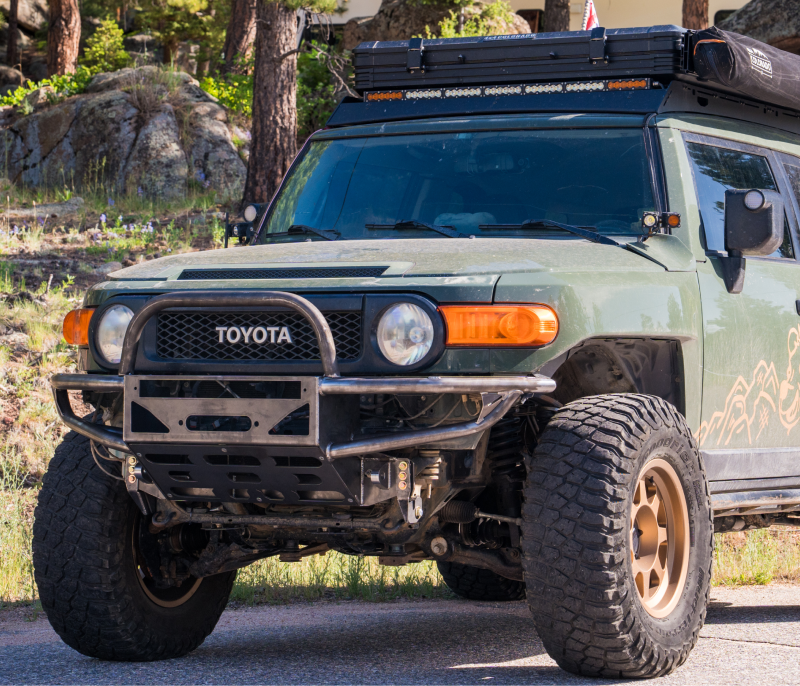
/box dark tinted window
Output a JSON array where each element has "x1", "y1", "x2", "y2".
[
  {"x1": 784, "y1": 162, "x2": 800, "y2": 205},
  {"x1": 263, "y1": 129, "x2": 655, "y2": 241},
  {"x1": 686, "y1": 142, "x2": 794, "y2": 259}
]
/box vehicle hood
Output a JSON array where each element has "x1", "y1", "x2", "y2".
[{"x1": 109, "y1": 237, "x2": 671, "y2": 281}]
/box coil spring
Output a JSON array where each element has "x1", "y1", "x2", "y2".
[{"x1": 487, "y1": 415, "x2": 527, "y2": 484}]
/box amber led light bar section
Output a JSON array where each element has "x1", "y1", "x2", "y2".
[
  {"x1": 63, "y1": 308, "x2": 95, "y2": 345},
  {"x1": 364, "y1": 78, "x2": 650, "y2": 103},
  {"x1": 441, "y1": 305, "x2": 558, "y2": 347}
]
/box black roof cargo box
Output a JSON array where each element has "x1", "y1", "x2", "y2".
[
  {"x1": 353, "y1": 26, "x2": 688, "y2": 92},
  {"x1": 329, "y1": 26, "x2": 800, "y2": 134}
]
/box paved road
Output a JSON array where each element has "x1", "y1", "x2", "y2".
[{"x1": 1, "y1": 585, "x2": 798, "y2": 685}]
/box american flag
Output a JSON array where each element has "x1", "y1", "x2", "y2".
[{"x1": 582, "y1": 0, "x2": 599, "y2": 30}]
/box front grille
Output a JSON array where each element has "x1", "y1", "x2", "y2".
[
  {"x1": 156, "y1": 311, "x2": 362, "y2": 361},
  {"x1": 177, "y1": 267, "x2": 388, "y2": 280}
]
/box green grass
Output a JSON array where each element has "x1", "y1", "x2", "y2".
[
  {"x1": 713, "y1": 528, "x2": 800, "y2": 586},
  {"x1": 0, "y1": 451, "x2": 37, "y2": 606},
  {"x1": 230, "y1": 554, "x2": 452, "y2": 606}
]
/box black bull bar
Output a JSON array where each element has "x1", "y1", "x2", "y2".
[{"x1": 50, "y1": 291, "x2": 556, "y2": 457}]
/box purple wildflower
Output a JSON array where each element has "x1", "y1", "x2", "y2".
[
  {"x1": 137, "y1": 187, "x2": 144, "y2": 197},
  {"x1": 108, "y1": 198, "x2": 115, "y2": 207},
  {"x1": 100, "y1": 213, "x2": 107, "y2": 224}
]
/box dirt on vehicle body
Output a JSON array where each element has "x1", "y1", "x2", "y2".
[{"x1": 33, "y1": 24, "x2": 800, "y2": 678}]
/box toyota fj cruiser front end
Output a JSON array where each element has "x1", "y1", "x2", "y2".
[{"x1": 33, "y1": 23, "x2": 800, "y2": 679}]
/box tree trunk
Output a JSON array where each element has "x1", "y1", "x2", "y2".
[
  {"x1": 47, "y1": 0, "x2": 81, "y2": 76},
  {"x1": 6, "y1": 0, "x2": 19, "y2": 68},
  {"x1": 243, "y1": 1, "x2": 298, "y2": 205},
  {"x1": 544, "y1": 0, "x2": 570, "y2": 32},
  {"x1": 718, "y1": 0, "x2": 800, "y2": 54},
  {"x1": 222, "y1": 0, "x2": 257, "y2": 74},
  {"x1": 682, "y1": 0, "x2": 708, "y2": 30}
]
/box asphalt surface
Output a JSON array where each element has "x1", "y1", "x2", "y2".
[{"x1": 1, "y1": 585, "x2": 799, "y2": 685}]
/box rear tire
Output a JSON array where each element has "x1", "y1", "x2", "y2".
[
  {"x1": 33, "y1": 431, "x2": 235, "y2": 661},
  {"x1": 437, "y1": 561, "x2": 525, "y2": 601},
  {"x1": 522, "y1": 394, "x2": 712, "y2": 678}
]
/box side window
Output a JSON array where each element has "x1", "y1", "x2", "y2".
[
  {"x1": 784, "y1": 161, "x2": 800, "y2": 205},
  {"x1": 686, "y1": 142, "x2": 794, "y2": 259}
]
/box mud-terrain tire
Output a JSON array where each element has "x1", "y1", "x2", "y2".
[
  {"x1": 522, "y1": 394, "x2": 713, "y2": 678},
  {"x1": 437, "y1": 561, "x2": 525, "y2": 601},
  {"x1": 33, "y1": 431, "x2": 235, "y2": 661}
]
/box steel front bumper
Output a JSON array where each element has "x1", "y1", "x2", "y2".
[{"x1": 51, "y1": 291, "x2": 556, "y2": 458}]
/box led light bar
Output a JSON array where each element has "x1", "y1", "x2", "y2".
[{"x1": 365, "y1": 78, "x2": 650, "y2": 103}]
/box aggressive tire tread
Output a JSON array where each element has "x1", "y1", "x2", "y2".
[
  {"x1": 522, "y1": 394, "x2": 713, "y2": 678},
  {"x1": 33, "y1": 431, "x2": 234, "y2": 661},
  {"x1": 437, "y1": 560, "x2": 525, "y2": 601}
]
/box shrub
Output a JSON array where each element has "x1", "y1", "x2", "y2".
[
  {"x1": 200, "y1": 72, "x2": 253, "y2": 117},
  {"x1": 426, "y1": 0, "x2": 515, "y2": 38},
  {"x1": 82, "y1": 19, "x2": 131, "y2": 74},
  {"x1": 0, "y1": 67, "x2": 93, "y2": 108},
  {"x1": 297, "y1": 45, "x2": 340, "y2": 142}
]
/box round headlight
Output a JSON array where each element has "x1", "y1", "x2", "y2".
[
  {"x1": 377, "y1": 303, "x2": 434, "y2": 366},
  {"x1": 96, "y1": 304, "x2": 133, "y2": 365},
  {"x1": 243, "y1": 204, "x2": 259, "y2": 222}
]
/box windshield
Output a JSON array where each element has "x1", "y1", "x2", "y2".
[{"x1": 260, "y1": 128, "x2": 655, "y2": 242}]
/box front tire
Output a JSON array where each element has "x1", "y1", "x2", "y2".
[
  {"x1": 437, "y1": 560, "x2": 525, "y2": 601},
  {"x1": 522, "y1": 394, "x2": 713, "y2": 678},
  {"x1": 33, "y1": 431, "x2": 235, "y2": 661}
]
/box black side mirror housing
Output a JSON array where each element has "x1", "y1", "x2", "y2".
[
  {"x1": 725, "y1": 189, "x2": 784, "y2": 256},
  {"x1": 720, "y1": 189, "x2": 784, "y2": 294}
]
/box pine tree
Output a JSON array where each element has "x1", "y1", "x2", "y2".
[
  {"x1": 243, "y1": 0, "x2": 336, "y2": 204},
  {"x1": 48, "y1": 0, "x2": 82, "y2": 75}
]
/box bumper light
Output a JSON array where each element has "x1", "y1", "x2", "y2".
[
  {"x1": 63, "y1": 308, "x2": 95, "y2": 345},
  {"x1": 441, "y1": 305, "x2": 558, "y2": 347}
]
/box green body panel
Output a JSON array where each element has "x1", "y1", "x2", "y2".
[
  {"x1": 659, "y1": 114, "x2": 800, "y2": 451},
  {"x1": 86, "y1": 110, "x2": 800, "y2": 447}
]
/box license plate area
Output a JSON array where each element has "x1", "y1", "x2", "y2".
[{"x1": 123, "y1": 376, "x2": 319, "y2": 445}]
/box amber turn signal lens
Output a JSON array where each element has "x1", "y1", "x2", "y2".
[
  {"x1": 441, "y1": 305, "x2": 558, "y2": 347},
  {"x1": 63, "y1": 308, "x2": 94, "y2": 345}
]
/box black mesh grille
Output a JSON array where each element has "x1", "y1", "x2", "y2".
[
  {"x1": 156, "y1": 311, "x2": 362, "y2": 361},
  {"x1": 178, "y1": 267, "x2": 387, "y2": 280}
]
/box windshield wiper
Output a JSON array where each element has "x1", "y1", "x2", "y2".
[
  {"x1": 366, "y1": 220, "x2": 463, "y2": 238},
  {"x1": 263, "y1": 224, "x2": 339, "y2": 242},
  {"x1": 478, "y1": 219, "x2": 621, "y2": 246}
]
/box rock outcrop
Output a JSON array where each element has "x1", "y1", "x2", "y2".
[
  {"x1": 718, "y1": 0, "x2": 800, "y2": 55},
  {"x1": 0, "y1": 0, "x2": 47, "y2": 33},
  {"x1": 343, "y1": 0, "x2": 530, "y2": 50},
  {"x1": 0, "y1": 67, "x2": 246, "y2": 200}
]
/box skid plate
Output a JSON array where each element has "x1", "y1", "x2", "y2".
[{"x1": 123, "y1": 375, "x2": 319, "y2": 445}]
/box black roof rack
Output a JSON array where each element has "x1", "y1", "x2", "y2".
[{"x1": 326, "y1": 26, "x2": 800, "y2": 134}]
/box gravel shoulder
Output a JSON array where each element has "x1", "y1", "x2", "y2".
[{"x1": 1, "y1": 585, "x2": 799, "y2": 685}]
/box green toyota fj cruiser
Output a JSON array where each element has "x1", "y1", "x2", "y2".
[{"x1": 34, "y1": 24, "x2": 800, "y2": 678}]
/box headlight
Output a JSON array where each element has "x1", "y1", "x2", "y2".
[
  {"x1": 377, "y1": 303, "x2": 434, "y2": 366},
  {"x1": 96, "y1": 304, "x2": 133, "y2": 364}
]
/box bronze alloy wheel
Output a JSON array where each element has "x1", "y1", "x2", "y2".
[
  {"x1": 133, "y1": 519, "x2": 203, "y2": 608},
  {"x1": 630, "y1": 458, "x2": 690, "y2": 618}
]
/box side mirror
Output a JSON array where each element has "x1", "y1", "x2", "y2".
[{"x1": 720, "y1": 189, "x2": 784, "y2": 294}]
